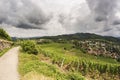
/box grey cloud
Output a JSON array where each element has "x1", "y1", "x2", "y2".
[
  {"x1": 63, "y1": 0, "x2": 120, "y2": 37},
  {"x1": 95, "y1": 17, "x2": 106, "y2": 22},
  {"x1": 73, "y1": 0, "x2": 120, "y2": 37},
  {"x1": 0, "y1": 0, "x2": 51, "y2": 29},
  {"x1": 1, "y1": 0, "x2": 120, "y2": 37},
  {"x1": 58, "y1": 0, "x2": 119, "y2": 32},
  {"x1": 102, "y1": 27, "x2": 113, "y2": 32},
  {"x1": 112, "y1": 20, "x2": 120, "y2": 25},
  {"x1": 58, "y1": 14, "x2": 65, "y2": 25},
  {"x1": 87, "y1": 0, "x2": 117, "y2": 22},
  {"x1": 58, "y1": 0, "x2": 120, "y2": 37}
]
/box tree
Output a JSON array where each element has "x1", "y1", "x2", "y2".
[
  {"x1": 0, "y1": 28, "x2": 11, "y2": 41},
  {"x1": 21, "y1": 40, "x2": 39, "y2": 55}
]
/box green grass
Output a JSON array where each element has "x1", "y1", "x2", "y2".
[
  {"x1": 18, "y1": 52, "x2": 85, "y2": 80},
  {"x1": 0, "y1": 48, "x2": 11, "y2": 57},
  {"x1": 38, "y1": 43, "x2": 120, "y2": 79},
  {"x1": 39, "y1": 43, "x2": 120, "y2": 65},
  {"x1": 19, "y1": 41, "x2": 120, "y2": 80},
  {"x1": 40, "y1": 43, "x2": 72, "y2": 54},
  {"x1": 21, "y1": 71, "x2": 53, "y2": 80}
]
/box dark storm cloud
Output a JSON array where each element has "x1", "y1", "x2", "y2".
[
  {"x1": 112, "y1": 20, "x2": 120, "y2": 25},
  {"x1": 0, "y1": 0, "x2": 51, "y2": 29},
  {"x1": 1, "y1": 0, "x2": 120, "y2": 37},
  {"x1": 95, "y1": 17, "x2": 106, "y2": 22},
  {"x1": 87, "y1": 0, "x2": 117, "y2": 22}
]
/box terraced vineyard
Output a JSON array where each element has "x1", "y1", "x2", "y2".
[{"x1": 19, "y1": 40, "x2": 120, "y2": 80}]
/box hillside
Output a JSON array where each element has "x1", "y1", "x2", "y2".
[
  {"x1": 39, "y1": 33, "x2": 120, "y2": 44},
  {"x1": 0, "y1": 28, "x2": 11, "y2": 41},
  {"x1": 18, "y1": 40, "x2": 120, "y2": 80},
  {"x1": 0, "y1": 28, "x2": 12, "y2": 56},
  {"x1": 16, "y1": 33, "x2": 120, "y2": 80},
  {"x1": 16, "y1": 33, "x2": 120, "y2": 44},
  {"x1": 36, "y1": 33, "x2": 120, "y2": 61},
  {"x1": 16, "y1": 33, "x2": 120, "y2": 60}
]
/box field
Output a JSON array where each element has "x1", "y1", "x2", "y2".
[
  {"x1": 18, "y1": 40, "x2": 120, "y2": 80},
  {"x1": 39, "y1": 43, "x2": 120, "y2": 65}
]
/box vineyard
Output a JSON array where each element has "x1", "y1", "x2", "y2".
[{"x1": 19, "y1": 40, "x2": 120, "y2": 80}]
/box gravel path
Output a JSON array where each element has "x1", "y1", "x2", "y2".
[{"x1": 0, "y1": 47, "x2": 20, "y2": 80}]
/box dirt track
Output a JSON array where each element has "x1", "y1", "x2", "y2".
[{"x1": 0, "y1": 47, "x2": 20, "y2": 80}]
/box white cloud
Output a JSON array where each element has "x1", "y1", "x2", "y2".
[
  {"x1": 115, "y1": 12, "x2": 120, "y2": 19},
  {"x1": 0, "y1": 0, "x2": 120, "y2": 37}
]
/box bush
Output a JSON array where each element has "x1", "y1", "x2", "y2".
[
  {"x1": 0, "y1": 28, "x2": 11, "y2": 41},
  {"x1": 68, "y1": 73, "x2": 85, "y2": 80},
  {"x1": 117, "y1": 57, "x2": 120, "y2": 62},
  {"x1": 21, "y1": 40, "x2": 39, "y2": 55}
]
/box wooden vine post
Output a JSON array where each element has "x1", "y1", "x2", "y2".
[{"x1": 61, "y1": 58, "x2": 65, "y2": 68}]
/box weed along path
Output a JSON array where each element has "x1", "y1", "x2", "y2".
[{"x1": 0, "y1": 47, "x2": 20, "y2": 80}]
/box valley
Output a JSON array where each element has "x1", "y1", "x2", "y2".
[
  {"x1": 18, "y1": 34, "x2": 120, "y2": 80},
  {"x1": 0, "y1": 28, "x2": 120, "y2": 80}
]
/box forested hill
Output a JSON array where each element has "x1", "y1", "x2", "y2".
[
  {"x1": 40, "y1": 33, "x2": 120, "y2": 44},
  {"x1": 0, "y1": 28, "x2": 11, "y2": 41}
]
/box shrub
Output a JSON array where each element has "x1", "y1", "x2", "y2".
[
  {"x1": 117, "y1": 57, "x2": 120, "y2": 62},
  {"x1": 0, "y1": 28, "x2": 11, "y2": 41},
  {"x1": 21, "y1": 40, "x2": 39, "y2": 55},
  {"x1": 68, "y1": 73, "x2": 85, "y2": 80}
]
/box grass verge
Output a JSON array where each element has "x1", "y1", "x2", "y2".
[
  {"x1": 18, "y1": 52, "x2": 85, "y2": 80},
  {"x1": 0, "y1": 48, "x2": 11, "y2": 57}
]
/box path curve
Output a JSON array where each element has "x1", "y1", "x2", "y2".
[{"x1": 0, "y1": 47, "x2": 20, "y2": 80}]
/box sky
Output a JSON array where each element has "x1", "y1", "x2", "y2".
[{"x1": 0, "y1": 0, "x2": 120, "y2": 37}]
